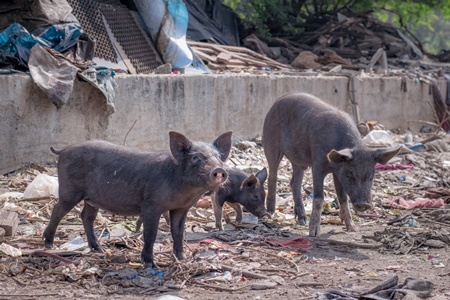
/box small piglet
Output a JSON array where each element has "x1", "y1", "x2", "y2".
[
  {"x1": 262, "y1": 92, "x2": 400, "y2": 236},
  {"x1": 43, "y1": 131, "x2": 232, "y2": 267},
  {"x1": 212, "y1": 167, "x2": 269, "y2": 230}
]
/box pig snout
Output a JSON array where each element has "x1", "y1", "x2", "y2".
[
  {"x1": 210, "y1": 167, "x2": 228, "y2": 184},
  {"x1": 255, "y1": 208, "x2": 270, "y2": 218},
  {"x1": 353, "y1": 201, "x2": 371, "y2": 211},
  {"x1": 259, "y1": 210, "x2": 271, "y2": 218}
]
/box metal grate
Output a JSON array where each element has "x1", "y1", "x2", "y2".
[
  {"x1": 100, "y1": 4, "x2": 163, "y2": 73},
  {"x1": 67, "y1": 0, "x2": 118, "y2": 62}
]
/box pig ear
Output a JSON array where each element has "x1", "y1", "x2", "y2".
[
  {"x1": 169, "y1": 131, "x2": 192, "y2": 164},
  {"x1": 327, "y1": 149, "x2": 353, "y2": 163},
  {"x1": 373, "y1": 146, "x2": 402, "y2": 165},
  {"x1": 213, "y1": 131, "x2": 232, "y2": 162},
  {"x1": 240, "y1": 174, "x2": 259, "y2": 191},
  {"x1": 255, "y1": 167, "x2": 268, "y2": 183}
]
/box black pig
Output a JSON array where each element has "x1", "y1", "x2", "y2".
[
  {"x1": 212, "y1": 167, "x2": 269, "y2": 230},
  {"x1": 43, "y1": 131, "x2": 232, "y2": 267},
  {"x1": 262, "y1": 93, "x2": 400, "y2": 236}
]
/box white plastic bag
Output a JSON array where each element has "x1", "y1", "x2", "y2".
[
  {"x1": 23, "y1": 174, "x2": 59, "y2": 198},
  {"x1": 362, "y1": 130, "x2": 394, "y2": 147}
]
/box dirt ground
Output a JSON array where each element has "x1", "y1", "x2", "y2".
[{"x1": 0, "y1": 129, "x2": 449, "y2": 300}]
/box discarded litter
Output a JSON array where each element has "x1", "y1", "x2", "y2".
[
  {"x1": 59, "y1": 236, "x2": 88, "y2": 251},
  {"x1": 147, "y1": 268, "x2": 164, "y2": 277},
  {"x1": 389, "y1": 197, "x2": 446, "y2": 209},
  {"x1": 0, "y1": 243, "x2": 22, "y2": 257},
  {"x1": 324, "y1": 275, "x2": 434, "y2": 299},
  {"x1": 117, "y1": 268, "x2": 139, "y2": 280},
  {"x1": 23, "y1": 174, "x2": 59, "y2": 199},
  {"x1": 363, "y1": 130, "x2": 395, "y2": 147}
]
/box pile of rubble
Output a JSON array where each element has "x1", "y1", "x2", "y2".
[{"x1": 193, "y1": 11, "x2": 450, "y2": 75}]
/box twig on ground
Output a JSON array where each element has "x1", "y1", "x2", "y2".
[
  {"x1": 312, "y1": 238, "x2": 382, "y2": 249},
  {"x1": 194, "y1": 281, "x2": 249, "y2": 291},
  {"x1": 221, "y1": 264, "x2": 284, "y2": 285},
  {"x1": 241, "y1": 246, "x2": 300, "y2": 272}
]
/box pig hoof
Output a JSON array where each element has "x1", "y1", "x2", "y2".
[
  {"x1": 346, "y1": 224, "x2": 357, "y2": 232},
  {"x1": 92, "y1": 246, "x2": 104, "y2": 253},
  {"x1": 296, "y1": 217, "x2": 307, "y2": 226},
  {"x1": 308, "y1": 226, "x2": 320, "y2": 237},
  {"x1": 175, "y1": 252, "x2": 186, "y2": 261},
  {"x1": 144, "y1": 262, "x2": 157, "y2": 269},
  {"x1": 266, "y1": 203, "x2": 276, "y2": 215}
]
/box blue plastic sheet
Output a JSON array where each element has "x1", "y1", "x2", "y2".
[
  {"x1": 0, "y1": 22, "x2": 81, "y2": 70},
  {"x1": 1, "y1": 22, "x2": 117, "y2": 111},
  {"x1": 38, "y1": 23, "x2": 82, "y2": 53},
  {"x1": 134, "y1": 0, "x2": 193, "y2": 69}
]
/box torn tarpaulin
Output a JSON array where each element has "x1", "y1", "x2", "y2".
[
  {"x1": 134, "y1": 0, "x2": 193, "y2": 69},
  {"x1": 0, "y1": 0, "x2": 74, "y2": 34},
  {"x1": 184, "y1": 0, "x2": 240, "y2": 46},
  {"x1": 78, "y1": 67, "x2": 117, "y2": 114},
  {"x1": 28, "y1": 43, "x2": 79, "y2": 108},
  {"x1": 1, "y1": 22, "x2": 117, "y2": 111},
  {"x1": 0, "y1": 22, "x2": 81, "y2": 71}
]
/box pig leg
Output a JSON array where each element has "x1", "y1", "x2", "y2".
[
  {"x1": 266, "y1": 152, "x2": 283, "y2": 214},
  {"x1": 309, "y1": 167, "x2": 326, "y2": 237},
  {"x1": 291, "y1": 164, "x2": 307, "y2": 225},
  {"x1": 135, "y1": 216, "x2": 143, "y2": 232},
  {"x1": 43, "y1": 192, "x2": 83, "y2": 248},
  {"x1": 227, "y1": 202, "x2": 243, "y2": 226},
  {"x1": 169, "y1": 208, "x2": 190, "y2": 260},
  {"x1": 211, "y1": 192, "x2": 224, "y2": 231},
  {"x1": 162, "y1": 212, "x2": 170, "y2": 224},
  {"x1": 332, "y1": 174, "x2": 356, "y2": 232},
  {"x1": 81, "y1": 203, "x2": 103, "y2": 252},
  {"x1": 141, "y1": 212, "x2": 161, "y2": 268}
]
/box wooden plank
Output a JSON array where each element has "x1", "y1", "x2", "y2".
[
  {"x1": 205, "y1": 44, "x2": 272, "y2": 67},
  {"x1": 205, "y1": 61, "x2": 227, "y2": 70},
  {"x1": 191, "y1": 49, "x2": 217, "y2": 63},
  {"x1": 191, "y1": 47, "x2": 216, "y2": 54},
  {"x1": 0, "y1": 210, "x2": 19, "y2": 236},
  {"x1": 216, "y1": 52, "x2": 232, "y2": 63},
  {"x1": 189, "y1": 41, "x2": 277, "y2": 65},
  {"x1": 188, "y1": 40, "x2": 291, "y2": 70}
]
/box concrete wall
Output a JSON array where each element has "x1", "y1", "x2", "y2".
[{"x1": 0, "y1": 73, "x2": 446, "y2": 174}]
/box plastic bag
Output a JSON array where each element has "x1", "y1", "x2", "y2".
[
  {"x1": 362, "y1": 130, "x2": 394, "y2": 147},
  {"x1": 59, "y1": 236, "x2": 88, "y2": 251},
  {"x1": 0, "y1": 243, "x2": 22, "y2": 257},
  {"x1": 23, "y1": 174, "x2": 59, "y2": 199}
]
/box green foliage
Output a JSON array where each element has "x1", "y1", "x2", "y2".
[
  {"x1": 223, "y1": 0, "x2": 450, "y2": 53},
  {"x1": 222, "y1": 0, "x2": 306, "y2": 36}
]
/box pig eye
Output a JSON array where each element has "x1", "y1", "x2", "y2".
[{"x1": 191, "y1": 154, "x2": 203, "y2": 163}]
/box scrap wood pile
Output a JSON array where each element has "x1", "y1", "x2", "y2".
[
  {"x1": 0, "y1": 129, "x2": 449, "y2": 298},
  {"x1": 188, "y1": 41, "x2": 292, "y2": 72},
  {"x1": 194, "y1": 11, "x2": 450, "y2": 74}
]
